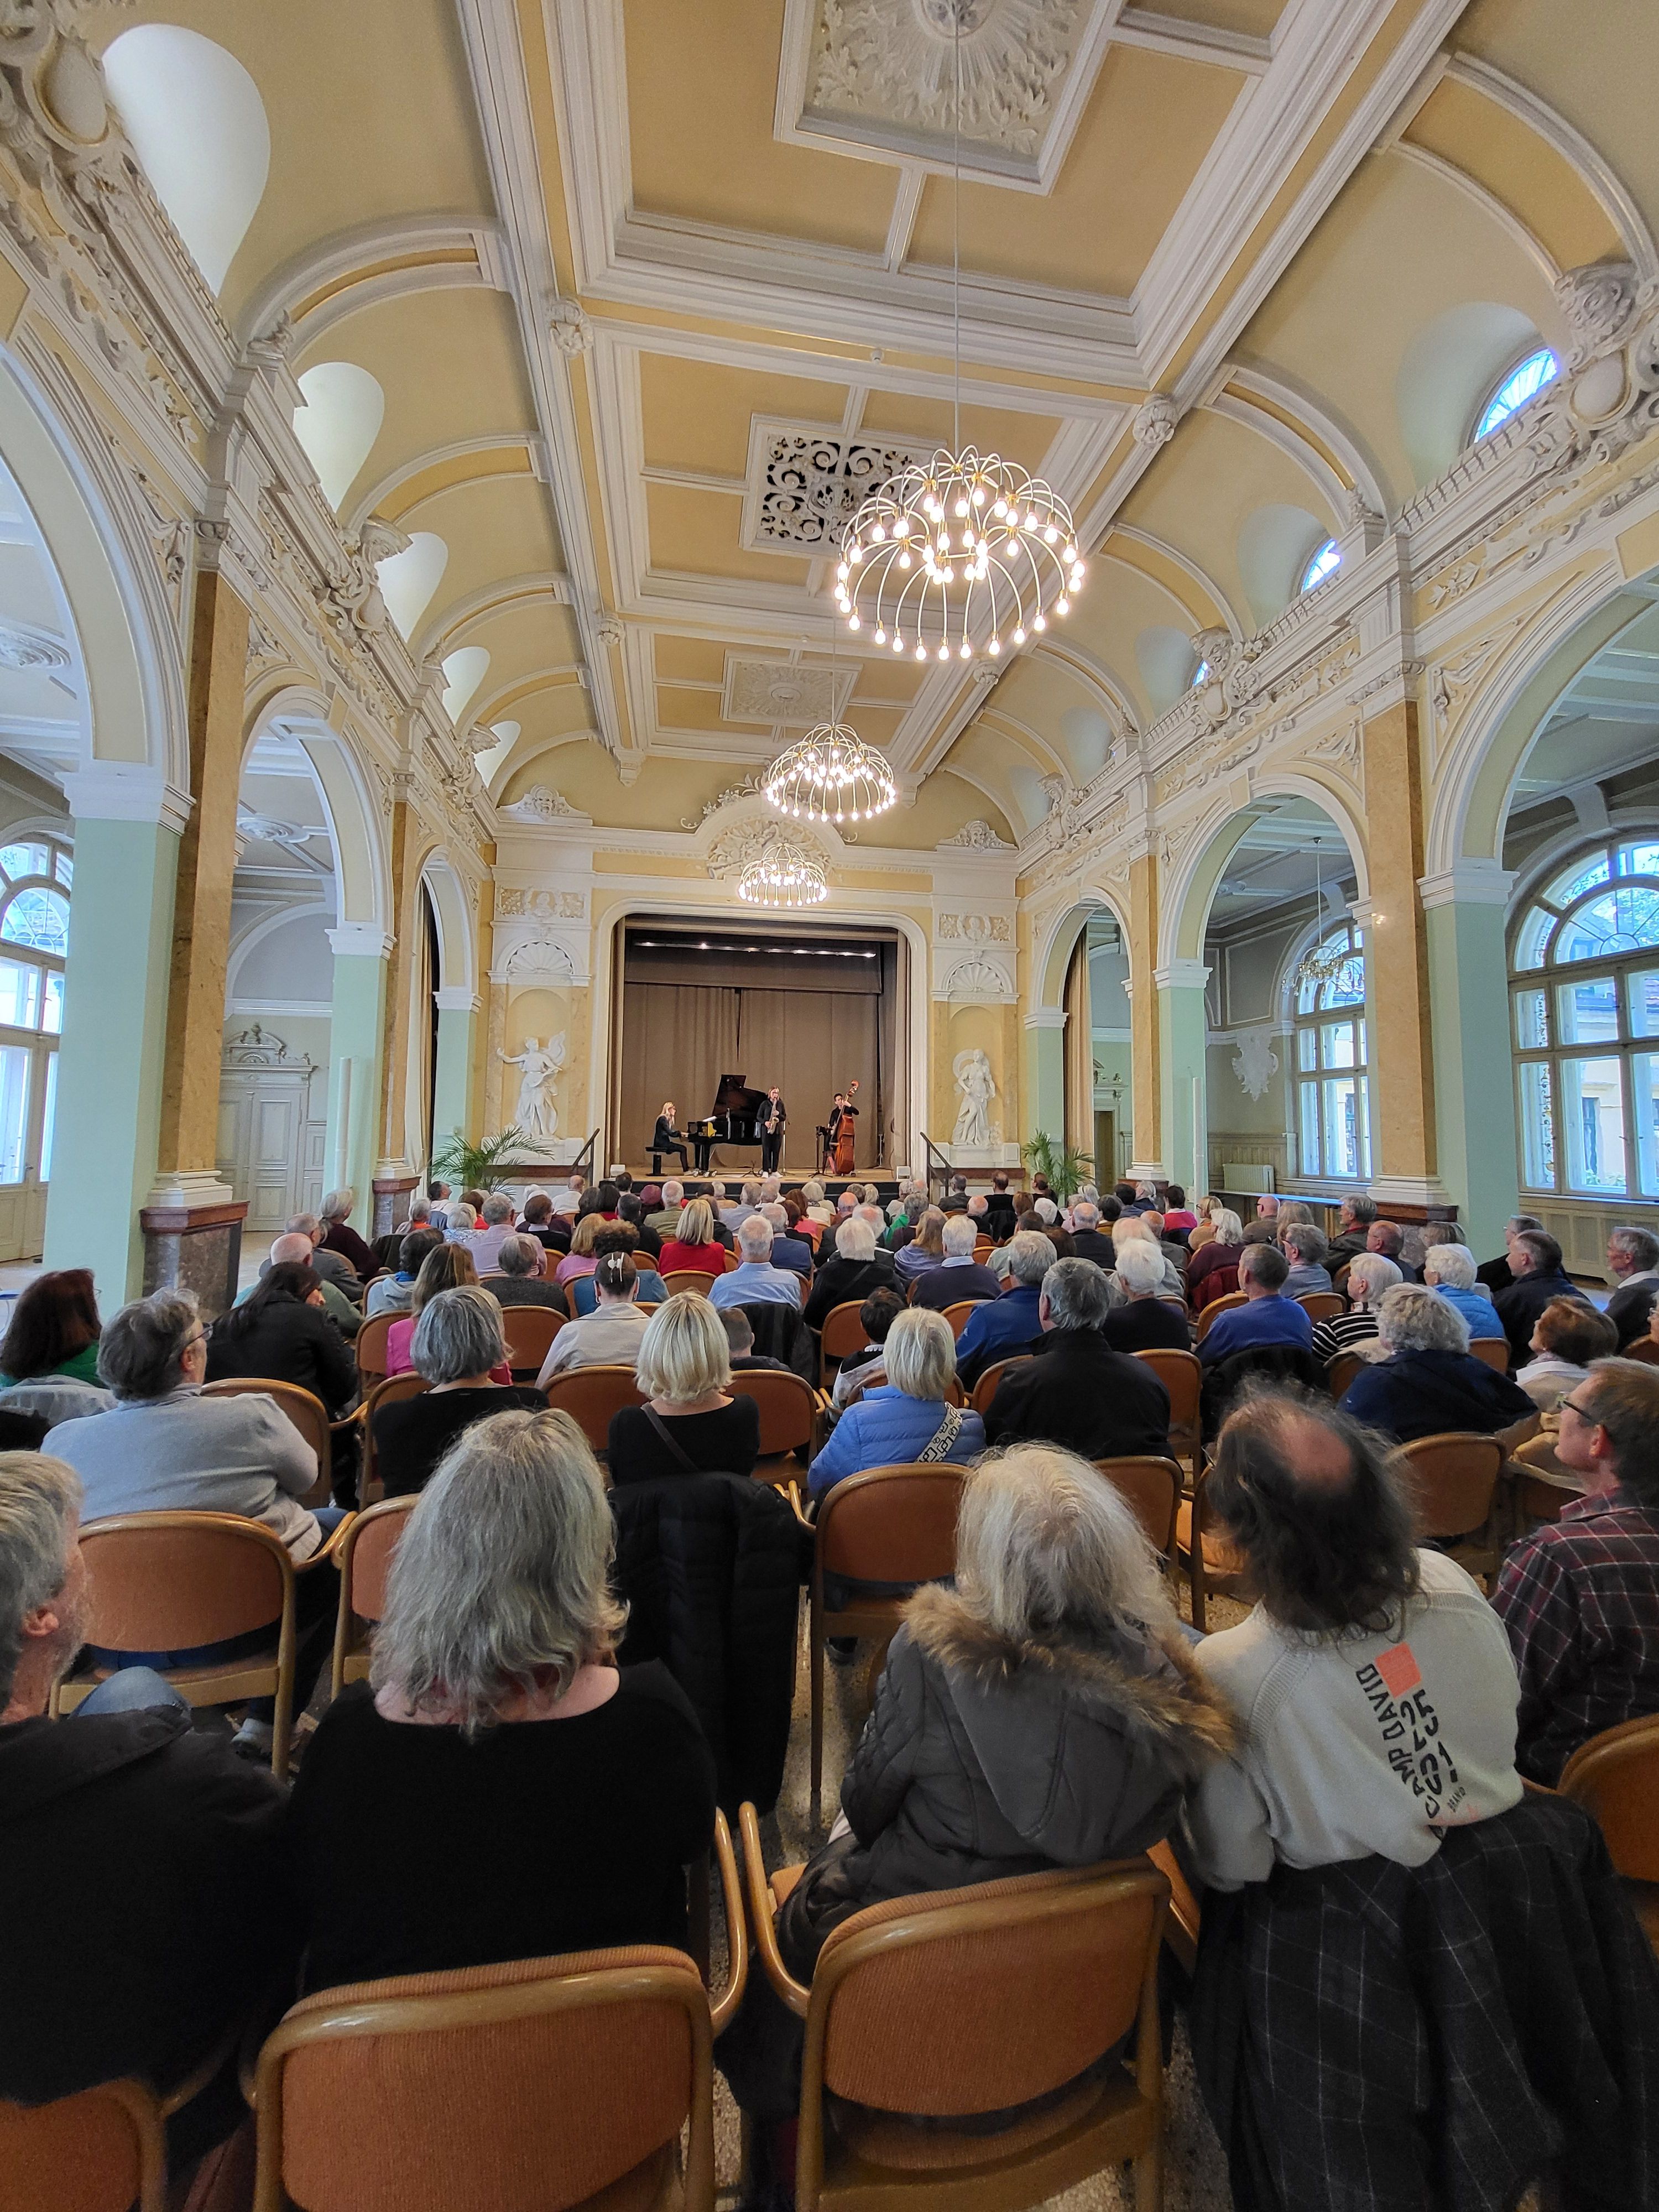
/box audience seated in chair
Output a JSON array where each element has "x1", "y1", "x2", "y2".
[
  {"x1": 1361, "y1": 1217, "x2": 1420, "y2": 1282},
  {"x1": 1279, "y1": 1221, "x2": 1333, "y2": 1299},
  {"x1": 893, "y1": 1206, "x2": 948, "y2": 1285},
  {"x1": 1101, "y1": 1238, "x2": 1193, "y2": 1354},
  {"x1": 719, "y1": 1442, "x2": 1234, "y2": 2148},
  {"x1": 385, "y1": 1240, "x2": 491, "y2": 1377},
  {"x1": 720, "y1": 1305, "x2": 787, "y2": 1374},
  {"x1": 1494, "y1": 1228, "x2": 1593, "y2": 1365},
  {"x1": 1421, "y1": 1238, "x2": 1505, "y2": 1341},
  {"x1": 657, "y1": 1196, "x2": 727, "y2": 1282},
  {"x1": 708, "y1": 1216, "x2": 802, "y2": 1310},
  {"x1": 552, "y1": 1208, "x2": 607, "y2": 1292},
  {"x1": 205, "y1": 1260, "x2": 357, "y2": 1417},
  {"x1": 363, "y1": 1226, "x2": 444, "y2": 1319},
  {"x1": 45, "y1": 1287, "x2": 344, "y2": 1759},
  {"x1": 0, "y1": 1452, "x2": 291, "y2": 2168},
  {"x1": 807, "y1": 1308, "x2": 984, "y2": 1500},
  {"x1": 371, "y1": 1287, "x2": 545, "y2": 1500},
  {"x1": 1326, "y1": 1191, "x2": 1379, "y2": 1268},
  {"x1": 290, "y1": 1406, "x2": 716, "y2": 1991},
  {"x1": 1065, "y1": 1198, "x2": 1117, "y2": 1268},
  {"x1": 1515, "y1": 1296, "x2": 1620, "y2": 1411},
  {"x1": 0, "y1": 1269, "x2": 102, "y2": 1391},
  {"x1": 1494, "y1": 1359, "x2": 1659, "y2": 1785},
  {"x1": 758, "y1": 1201, "x2": 812, "y2": 1285},
  {"x1": 1603, "y1": 1225, "x2": 1659, "y2": 1349},
  {"x1": 954, "y1": 1230, "x2": 1053, "y2": 1390},
  {"x1": 537, "y1": 1252, "x2": 651, "y2": 1381},
  {"x1": 607, "y1": 1293, "x2": 760, "y2": 1484},
  {"x1": 1182, "y1": 1387, "x2": 1659, "y2": 2212},
  {"x1": 1198, "y1": 1243, "x2": 1314, "y2": 1367},
  {"x1": 1186, "y1": 1207, "x2": 1245, "y2": 1305},
  {"x1": 984, "y1": 1258, "x2": 1171, "y2": 1461},
  {"x1": 1340, "y1": 1284, "x2": 1536, "y2": 1444},
  {"x1": 282, "y1": 1210, "x2": 361, "y2": 1301},
  {"x1": 802, "y1": 1214, "x2": 896, "y2": 1332},
  {"x1": 568, "y1": 1227, "x2": 667, "y2": 1314},
  {"x1": 514, "y1": 1187, "x2": 569, "y2": 1254},
  {"x1": 483, "y1": 1231, "x2": 566, "y2": 1310},
  {"x1": 317, "y1": 1186, "x2": 380, "y2": 1285},
  {"x1": 828, "y1": 1285, "x2": 906, "y2": 1409},
  {"x1": 909, "y1": 1211, "x2": 1000, "y2": 1310},
  {"x1": 1310, "y1": 1251, "x2": 1401, "y2": 1361}
]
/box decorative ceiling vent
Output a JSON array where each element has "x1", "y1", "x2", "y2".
[
  {"x1": 740, "y1": 419, "x2": 930, "y2": 557},
  {"x1": 720, "y1": 654, "x2": 855, "y2": 728}
]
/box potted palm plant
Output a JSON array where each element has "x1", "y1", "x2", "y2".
[
  {"x1": 1020, "y1": 1130, "x2": 1093, "y2": 1206},
  {"x1": 430, "y1": 1125, "x2": 528, "y2": 1194}
]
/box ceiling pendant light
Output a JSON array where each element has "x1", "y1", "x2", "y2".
[
  {"x1": 736, "y1": 845, "x2": 829, "y2": 909},
  {"x1": 763, "y1": 722, "x2": 897, "y2": 824},
  {"x1": 833, "y1": 8, "x2": 1084, "y2": 663}
]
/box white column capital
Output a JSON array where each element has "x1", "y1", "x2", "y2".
[
  {"x1": 1417, "y1": 861, "x2": 1515, "y2": 911},
  {"x1": 1024, "y1": 1007, "x2": 1068, "y2": 1031},
  {"x1": 432, "y1": 987, "x2": 481, "y2": 1014},
  {"x1": 327, "y1": 923, "x2": 395, "y2": 960},
  {"x1": 59, "y1": 763, "x2": 193, "y2": 836},
  {"x1": 1154, "y1": 959, "x2": 1211, "y2": 992}
]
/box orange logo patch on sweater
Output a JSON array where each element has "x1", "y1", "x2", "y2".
[{"x1": 1373, "y1": 1643, "x2": 1422, "y2": 1699}]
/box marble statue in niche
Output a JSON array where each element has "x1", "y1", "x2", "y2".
[
  {"x1": 498, "y1": 1033, "x2": 567, "y2": 1145},
  {"x1": 952, "y1": 1048, "x2": 998, "y2": 1150}
]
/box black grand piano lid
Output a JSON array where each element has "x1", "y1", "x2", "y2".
[{"x1": 713, "y1": 1073, "x2": 764, "y2": 1116}]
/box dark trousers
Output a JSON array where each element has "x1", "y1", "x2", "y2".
[{"x1": 761, "y1": 1130, "x2": 783, "y2": 1173}]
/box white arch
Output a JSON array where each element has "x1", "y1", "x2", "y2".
[
  {"x1": 1162, "y1": 773, "x2": 1371, "y2": 960},
  {"x1": 243, "y1": 686, "x2": 390, "y2": 933},
  {"x1": 1032, "y1": 890, "x2": 1130, "y2": 1012},
  {"x1": 418, "y1": 849, "x2": 477, "y2": 996}
]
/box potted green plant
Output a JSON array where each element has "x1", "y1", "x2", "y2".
[
  {"x1": 1019, "y1": 1130, "x2": 1094, "y2": 1206},
  {"x1": 430, "y1": 1125, "x2": 529, "y2": 1194}
]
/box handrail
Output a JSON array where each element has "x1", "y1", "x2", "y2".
[
  {"x1": 571, "y1": 1126, "x2": 599, "y2": 1183},
  {"x1": 919, "y1": 1130, "x2": 952, "y2": 1199}
]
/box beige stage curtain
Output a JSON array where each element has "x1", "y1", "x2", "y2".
[
  {"x1": 620, "y1": 982, "x2": 880, "y2": 1173},
  {"x1": 1063, "y1": 932, "x2": 1093, "y2": 1164}
]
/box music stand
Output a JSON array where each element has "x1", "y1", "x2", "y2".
[{"x1": 816, "y1": 1124, "x2": 833, "y2": 1174}]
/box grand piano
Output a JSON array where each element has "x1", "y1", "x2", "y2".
[{"x1": 689, "y1": 1073, "x2": 765, "y2": 1172}]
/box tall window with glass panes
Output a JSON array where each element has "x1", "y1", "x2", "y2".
[
  {"x1": 0, "y1": 834, "x2": 70, "y2": 1192},
  {"x1": 1293, "y1": 921, "x2": 1370, "y2": 1181},
  {"x1": 1511, "y1": 837, "x2": 1659, "y2": 1202}
]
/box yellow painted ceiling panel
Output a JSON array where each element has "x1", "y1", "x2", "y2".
[
  {"x1": 907, "y1": 45, "x2": 1245, "y2": 299},
  {"x1": 857, "y1": 392, "x2": 1061, "y2": 477},
  {"x1": 1406, "y1": 77, "x2": 1619, "y2": 272},
  {"x1": 857, "y1": 769, "x2": 1012, "y2": 848},
  {"x1": 639, "y1": 354, "x2": 849, "y2": 477},
  {"x1": 624, "y1": 0, "x2": 896, "y2": 253},
  {"x1": 448, "y1": 599, "x2": 582, "y2": 688},
  {"x1": 651, "y1": 635, "x2": 729, "y2": 684},
  {"x1": 646, "y1": 482, "x2": 813, "y2": 585},
  {"x1": 399, "y1": 477, "x2": 564, "y2": 637},
  {"x1": 1150, "y1": 0, "x2": 1287, "y2": 34},
  {"x1": 655, "y1": 686, "x2": 740, "y2": 735},
  {"x1": 379, "y1": 446, "x2": 535, "y2": 524}
]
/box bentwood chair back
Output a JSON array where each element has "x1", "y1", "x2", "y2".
[
  {"x1": 1559, "y1": 1714, "x2": 1659, "y2": 1953},
  {"x1": 1133, "y1": 1348, "x2": 1201, "y2": 1472},
  {"x1": 330, "y1": 1495, "x2": 416, "y2": 1698},
  {"x1": 499, "y1": 1304, "x2": 562, "y2": 1380},
  {"x1": 1396, "y1": 1431, "x2": 1506, "y2": 1583},
  {"x1": 1470, "y1": 1335, "x2": 1513, "y2": 1373},
  {"x1": 201, "y1": 1377, "x2": 332, "y2": 1506},
  {"x1": 1325, "y1": 1349, "x2": 1365, "y2": 1401},
  {"x1": 354, "y1": 1312, "x2": 395, "y2": 1384},
  {"x1": 727, "y1": 1368, "x2": 822, "y2": 1484},
  {"x1": 940, "y1": 1299, "x2": 982, "y2": 1341},
  {"x1": 1193, "y1": 1292, "x2": 1247, "y2": 1345},
  {"x1": 541, "y1": 1363, "x2": 648, "y2": 1453},
  {"x1": 51, "y1": 1512, "x2": 297, "y2": 1772},
  {"x1": 810, "y1": 1464, "x2": 964, "y2": 1806},
  {"x1": 738, "y1": 1805, "x2": 1170, "y2": 2212},
  {"x1": 1295, "y1": 1291, "x2": 1345, "y2": 1322},
  {"x1": 360, "y1": 1372, "x2": 430, "y2": 1505},
  {"x1": 1093, "y1": 1457, "x2": 1181, "y2": 1564},
  {"x1": 251, "y1": 1949, "x2": 719, "y2": 2212},
  {"x1": 1174, "y1": 1470, "x2": 1249, "y2": 1634},
  {"x1": 838, "y1": 1371, "x2": 966, "y2": 1412},
  {"x1": 973, "y1": 1237, "x2": 995, "y2": 1264},
  {"x1": 662, "y1": 1270, "x2": 718, "y2": 1300},
  {"x1": 0, "y1": 2080, "x2": 173, "y2": 2212},
  {"x1": 817, "y1": 1300, "x2": 868, "y2": 1386},
  {"x1": 969, "y1": 1354, "x2": 1031, "y2": 1416}
]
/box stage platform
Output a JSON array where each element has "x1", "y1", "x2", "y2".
[{"x1": 617, "y1": 1170, "x2": 904, "y2": 1206}]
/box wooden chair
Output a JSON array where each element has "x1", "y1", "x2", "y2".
[
  {"x1": 1559, "y1": 1713, "x2": 1659, "y2": 1956},
  {"x1": 1173, "y1": 1468, "x2": 1249, "y2": 1632},
  {"x1": 1326, "y1": 1348, "x2": 1365, "y2": 1400},
  {"x1": 973, "y1": 1237, "x2": 995, "y2": 1264},
  {"x1": 817, "y1": 1299, "x2": 869, "y2": 1387},
  {"x1": 1296, "y1": 1291, "x2": 1345, "y2": 1322},
  {"x1": 201, "y1": 1376, "x2": 334, "y2": 1508},
  {"x1": 500, "y1": 1303, "x2": 562, "y2": 1381},
  {"x1": 360, "y1": 1371, "x2": 430, "y2": 1505},
  {"x1": 0, "y1": 2028, "x2": 241, "y2": 2212},
  {"x1": 739, "y1": 1806, "x2": 1170, "y2": 2212},
  {"x1": 541, "y1": 1363, "x2": 648, "y2": 1453},
  {"x1": 810, "y1": 1464, "x2": 965, "y2": 1806},
  {"x1": 1145, "y1": 1839, "x2": 1201, "y2": 1979},
  {"x1": 1094, "y1": 1456, "x2": 1181, "y2": 1564},
  {"x1": 969, "y1": 1354, "x2": 1031, "y2": 1416},
  {"x1": 50, "y1": 1512, "x2": 314, "y2": 1774},
  {"x1": 940, "y1": 1298, "x2": 983, "y2": 1342},
  {"x1": 1395, "y1": 1431, "x2": 1507, "y2": 1584},
  {"x1": 724, "y1": 1248, "x2": 740, "y2": 1272},
  {"x1": 1470, "y1": 1334, "x2": 1512, "y2": 1373},
  {"x1": 1194, "y1": 1291, "x2": 1247, "y2": 1345},
  {"x1": 662, "y1": 1270, "x2": 718, "y2": 1299},
  {"x1": 330, "y1": 1495, "x2": 416, "y2": 1697},
  {"x1": 354, "y1": 1311, "x2": 395, "y2": 1385},
  {"x1": 729, "y1": 1366, "x2": 824, "y2": 1486},
  {"x1": 1332, "y1": 1260, "x2": 1352, "y2": 1299},
  {"x1": 838, "y1": 1371, "x2": 966, "y2": 1411},
  {"x1": 1133, "y1": 1348, "x2": 1201, "y2": 1475}
]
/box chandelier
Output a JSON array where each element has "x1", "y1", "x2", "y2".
[
  {"x1": 830, "y1": 8, "x2": 1086, "y2": 663},
  {"x1": 836, "y1": 450, "x2": 1083, "y2": 661},
  {"x1": 735, "y1": 846, "x2": 828, "y2": 909},
  {"x1": 763, "y1": 721, "x2": 896, "y2": 823}
]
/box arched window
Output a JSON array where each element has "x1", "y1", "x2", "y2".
[
  {"x1": 1293, "y1": 921, "x2": 1369, "y2": 1180},
  {"x1": 1474, "y1": 348, "x2": 1559, "y2": 442},
  {"x1": 1510, "y1": 833, "x2": 1659, "y2": 1198},
  {"x1": 1300, "y1": 538, "x2": 1340, "y2": 594},
  {"x1": 0, "y1": 832, "x2": 71, "y2": 1188},
  {"x1": 1190, "y1": 658, "x2": 1210, "y2": 688}
]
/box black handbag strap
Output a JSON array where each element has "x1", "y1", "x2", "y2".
[{"x1": 643, "y1": 1402, "x2": 701, "y2": 1474}]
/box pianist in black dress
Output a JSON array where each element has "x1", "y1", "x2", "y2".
[{"x1": 651, "y1": 1101, "x2": 689, "y2": 1174}]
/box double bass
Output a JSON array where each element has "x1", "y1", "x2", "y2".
[{"x1": 829, "y1": 1079, "x2": 860, "y2": 1176}]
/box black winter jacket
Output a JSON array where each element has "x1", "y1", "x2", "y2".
[
  {"x1": 804, "y1": 1253, "x2": 896, "y2": 1333},
  {"x1": 610, "y1": 1471, "x2": 811, "y2": 1813},
  {"x1": 206, "y1": 1292, "x2": 357, "y2": 1415},
  {"x1": 983, "y1": 1329, "x2": 1171, "y2": 1459},
  {"x1": 779, "y1": 1582, "x2": 1234, "y2": 1968}
]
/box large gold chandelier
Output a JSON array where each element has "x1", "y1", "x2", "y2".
[
  {"x1": 736, "y1": 847, "x2": 828, "y2": 908},
  {"x1": 763, "y1": 720, "x2": 897, "y2": 823}
]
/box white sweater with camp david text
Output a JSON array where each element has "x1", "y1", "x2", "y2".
[{"x1": 1183, "y1": 1549, "x2": 1524, "y2": 1891}]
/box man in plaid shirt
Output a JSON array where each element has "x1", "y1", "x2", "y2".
[{"x1": 1493, "y1": 1357, "x2": 1659, "y2": 1783}]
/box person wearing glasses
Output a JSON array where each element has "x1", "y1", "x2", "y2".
[{"x1": 1493, "y1": 1358, "x2": 1659, "y2": 1785}]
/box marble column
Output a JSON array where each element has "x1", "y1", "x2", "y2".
[
  {"x1": 1023, "y1": 1008, "x2": 1066, "y2": 1146},
  {"x1": 432, "y1": 985, "x2": 478, "y2": 1152},
  {"x1": 1421, "y1": 862, "x2": 1518, "y2": 1255},
  {"x1": 1126, "y1": 849, "x2": 1164, "y2": 1179},
  {"x1": 325, "y1": 926, "x2": 391, "y2": 1233},
  {"x1": 1156, "y1": 958, "x2": 1211, "y2": 1196}
]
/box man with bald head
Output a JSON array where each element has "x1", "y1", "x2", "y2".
[{"x1": 247, "y1": 1232, "x2": 362, "y2": 1338}]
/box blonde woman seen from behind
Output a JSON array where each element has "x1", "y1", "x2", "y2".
[{"x1": 606, "y1": 1290, "x2": 760, "y2": 1483}]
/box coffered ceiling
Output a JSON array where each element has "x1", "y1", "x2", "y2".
[{"x1": 77, "y1": 0, "x2": 1659, "y2": 847}]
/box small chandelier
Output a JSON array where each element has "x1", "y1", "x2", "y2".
[
  {"x1": 836, "y1": 447, "x2": 1084, "y2": 663},
  {"x1": 763, "y1": 722, "x2": 896, "y2": 825},
  {"x1": 736, "y1": 847, "x2": 828, "y2": 909}
]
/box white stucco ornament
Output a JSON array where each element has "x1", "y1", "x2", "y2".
[{"x1": 1232, "y1": 1029, "x2": 1280, "y2": 1103}]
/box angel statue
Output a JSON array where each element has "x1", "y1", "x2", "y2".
[
  {"x1": 497, "y1": 1033, "x2": 566, "y2": 1147},
  {"x1": 952, "y1": 1047, "x2": 997, "y2": 1150}
]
